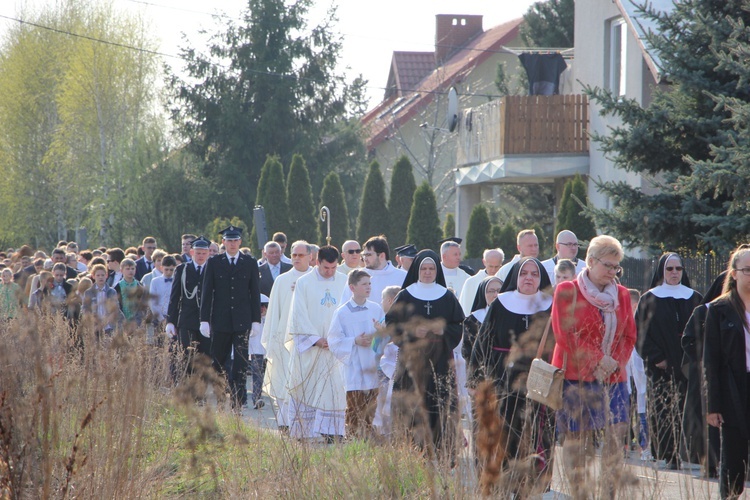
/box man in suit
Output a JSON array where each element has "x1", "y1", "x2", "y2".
[
  {"x1": 258, "y1": 241, "x2": 292, "y2": 296},
  {"x1": 51, "y1": 248, "x2": 78, "y2": 280},
  {"x1": 166, "y1": 236, "x2": 212, "y2": 367},
  {"x1": 200, "y1": 225, "x2": 262, "y2": 409},
  {"x1": 135, "y1": 236, "x2": 158, "y2": 281}
]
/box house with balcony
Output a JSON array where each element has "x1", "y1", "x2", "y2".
[
  {"x1": 453, "y1": 0, "x2": 673, "y2": 244},
  {"x1": 361, "y1": 14, "x2": 525, "y2": 211}
]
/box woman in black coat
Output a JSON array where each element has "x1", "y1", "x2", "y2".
[
  {"x1": 681, "y1": 271, "x2": 725, "y2": 477},
  {"x1": 704, "y1": 247, "x2": 750, "y2": 499}
]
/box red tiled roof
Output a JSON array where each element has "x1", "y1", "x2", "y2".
[
  {"x1": 386, "y1": 52, "x2": 436, "y2": 99},
  {"x1": 362, "y1": 17, "x2": 523, "y2": 151}
]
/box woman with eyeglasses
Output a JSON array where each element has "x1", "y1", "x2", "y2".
[
  {"x1": 704, "y1": 246, "x2": 750, "y2": 499},
  {"x1": 462, "y1": 275, "x2": 503, "y2": 388},
  {"x1": 551, "y1": 235, "x2": 636, "y2": 498},
  {"x1": 636, "y1": 252, "x2": 702, "y2": 469}
]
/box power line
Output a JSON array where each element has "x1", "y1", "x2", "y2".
[
  {"x1": 117, "y1": 0, "x2": 529, "y2": 58},
  {"x1": 0, "y1": 13, "x2": 506, "y2": 99}
]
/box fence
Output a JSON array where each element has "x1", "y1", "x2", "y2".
[{"x1": 462, "y1": 254, "x2": 728, "y2": 296}]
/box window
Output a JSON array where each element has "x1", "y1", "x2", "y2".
[{"x1": 607, "y1": 18, "x2": 627, "y2": 96}]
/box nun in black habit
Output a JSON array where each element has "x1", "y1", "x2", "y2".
[
  {"x1": 386, "y1": 249, "x2": 465, "y2": 462},
  {"x1": 462, "y1": 275, "x2": 503, "y2": 387},
  {"x1": 471, "y1": 257, "x2": 554, "y2": 490},
  {"x1": 680, "y1": 270, "x2": 726, "y2": 476},
  {"x1": 636, "y1": 252, "x2": 702, "y2": 468}
]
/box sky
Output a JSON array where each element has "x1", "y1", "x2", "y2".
[{"x1": 0, "y1": 0, "x2": 540, "y2": 108}]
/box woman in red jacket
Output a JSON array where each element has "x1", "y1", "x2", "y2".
[{"x1": 551, "y1": 235, "x2": 636, "y2": 498}]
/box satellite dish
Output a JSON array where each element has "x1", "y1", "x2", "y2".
[{"x1": 447, "y1": 87, "x2": 459, "y2": 132}]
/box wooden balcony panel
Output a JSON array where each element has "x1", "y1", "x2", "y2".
[{"x1": 456, "y1": 94, "x2": 590, "y2": 167}]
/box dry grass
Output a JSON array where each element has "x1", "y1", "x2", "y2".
[
  {"x1": 0, "y1": 312, "x2": 444, "y2": 498},
  {"x1": 0, "y1": 310, "x2": 727, "y2": 499}
]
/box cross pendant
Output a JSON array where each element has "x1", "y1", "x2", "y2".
[
  {"x1": 424, "y1": 301, "x2": 432, "y2": 316},
  {"x1": 522, "y1": 315, "x2": 530, "y2": 329}
]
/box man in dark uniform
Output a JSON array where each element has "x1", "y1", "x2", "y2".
[
  {"x1": 200, "y1": 225, "x2": 261, "y2": 408},
  {"x1": 166, "y1": 236, "x2": 212, "y2": 371}
]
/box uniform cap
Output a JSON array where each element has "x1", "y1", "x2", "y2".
[{"x1": 219, "y1": 225, "x2": 243, "y2": 241}]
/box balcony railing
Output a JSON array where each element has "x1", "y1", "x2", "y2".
[{"x1": 456, "y1": 94, "x2": 589, "y2": 167}]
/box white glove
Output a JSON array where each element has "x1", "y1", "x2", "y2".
[
  {"x1": 250, "y1": 322, "x2": 262, "y2": 337},
  {"x1": 199, "y1": 321, "x2": 211, "y2": 338},
  {"x1": 165, "y1": 323, "x2": 176, "y2": 337}
]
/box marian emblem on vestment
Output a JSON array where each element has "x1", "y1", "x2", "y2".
[{"x1": 320, "y1": 289, "x2": 337, "y2": 308}]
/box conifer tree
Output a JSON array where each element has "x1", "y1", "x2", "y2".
[
  {"x1": 556, "y1": 179, "x2": 573, "y2": 234},
  {"x1": 557, "y1": 174, "x2": 596, "y2": 246},
  {"x1": 586, "y1": 1, "x2": 750, "y2": 251},
  {"x1": 206, "y1": 217, "x2": 247, "y2": 243},
  {"x1": 443, "y1": 213, "x2": 456, "y2": 240},
  {"x1": 319, "y1": 172, "x2": 349, "y2": 249},
  {"x1": 407, "y1": 181, "x2": 442, "y2": 252},
  {"x1": 286, "y1": 154, "x2": 320, "y2": 244},
  {"x1": 251, "y1": 155, "x2": 289, "y2": 253},
  {"x1": 387, "y1": 155, "x2": 417, "y2": 248},
  {"x1": 490, "y1": 224, "x2": 503, "y2": 249},
  {"x1": 465, "y1": 206, "x2": 492, "y2": 258},
  {"x1": 357, "y1": 160, "x2": 389, "y2": 242},
  {"x1": 531, "y1": 223, "x2": 547, "y2": 258},
  {"x1": 495, "y1": 222, "x2": 518, "y2": 259}
]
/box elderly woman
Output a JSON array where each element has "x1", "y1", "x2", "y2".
[
  {"x1": 469, "y1": 257, "x2": 554, "y2": 492},
  {"x1": 386, "y1": 249, "x2": 464, "y2": 463},
  {"x1": 551, "y1": 235, "x2": 636, "y2": 497},
  {"x1": 704, "y1": 246, "x2": 750, "y2": 499},
  {"x1": 637, "y1": 252, "x2": 702, "y2": 469},
  {"x1": 462, "y1": 275, "x2": 503, "y2": 385}
]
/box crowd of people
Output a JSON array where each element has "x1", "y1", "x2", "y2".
[{"x1": 1, "y1": 227, "x2": 749, "y2": 498}]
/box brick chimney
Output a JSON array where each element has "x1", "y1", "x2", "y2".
[{"x1": 435, "y1": 14, "x2": 483, "y2": 64}]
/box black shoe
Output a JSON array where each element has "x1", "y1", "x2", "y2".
[{"x1": 254, "y1": 400, "x2": 265, "y2": 409}]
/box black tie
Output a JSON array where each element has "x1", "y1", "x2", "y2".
[
  {"x1": 230, "y1": 257, "x2": 235, "y2": 266},
  {"x1": 197, "y1": 265, "x2": 202, "y2": 275},
  {"x1": 147, "y1": 261, "x2": 152, "y2": 271}
]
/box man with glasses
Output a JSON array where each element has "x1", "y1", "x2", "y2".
[
  {"x1": 338, "y1": 240, "x2": 363, "y2": 276},
  {"x1": 262, "y1": 240, "x2": 314, "y2": 430},
  {"x1": 341, "y1": 236, "x2": 405, "y2": 308},
  {"x1": 135, "y1": 236, "x2": 158, "y2": 281},
  {"x1": 541, "y1": 230, "x2": 587, "y2": 285}
]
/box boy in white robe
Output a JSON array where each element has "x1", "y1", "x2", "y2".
[{"x1": 329, "y1": 269, "x2": 383, "y2": 437}]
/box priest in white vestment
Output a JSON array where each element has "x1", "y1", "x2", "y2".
[
  {"x1": 285, "y1": 246, "x2": 349, "y2": 440},
  {"x1": 261, "y1": 241, "x2": 313, "y2": 431},
  {"x1": 458, "y1": 248, "x2": 504, "y2": 315},
  {"x1": 337, "y1": 240, "x2": 363, "y2": 276}
]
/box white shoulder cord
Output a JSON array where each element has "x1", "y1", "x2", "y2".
[{"x1": 182, "y1": 265, "x2": 201, "y2": 309}]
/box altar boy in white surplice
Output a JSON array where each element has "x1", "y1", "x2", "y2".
[
  {"x1": 329, "y1": 269, "x2": 383, "y2": 438},
  {"x1": 285, "y1": 246, "x2": 348, "y2": 442}
]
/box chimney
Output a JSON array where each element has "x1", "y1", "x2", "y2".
[{"x1": 435, "y1": 14, "x2": 483, "y2": 65}]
